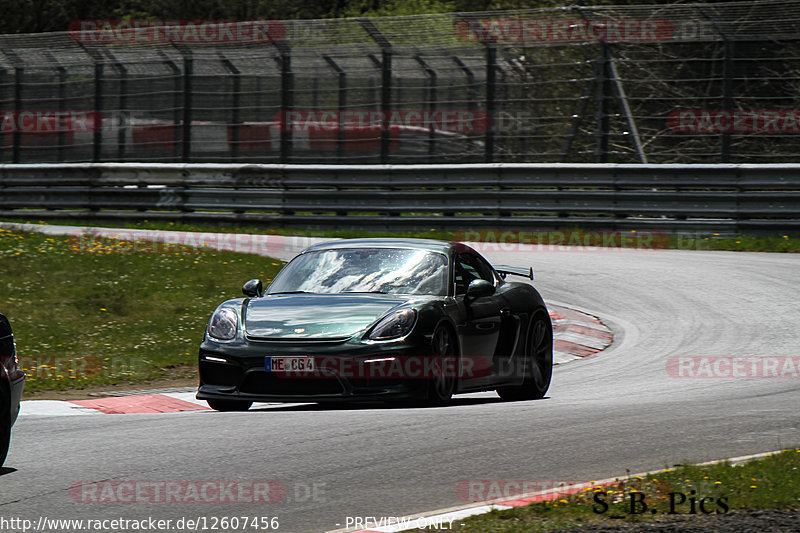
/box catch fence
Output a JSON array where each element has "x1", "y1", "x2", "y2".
[{"x1": 1, "y1": 0, "x2": 799, "y2": 164}]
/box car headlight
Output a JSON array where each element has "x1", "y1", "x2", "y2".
[
  {"x1": 369, "y1": 309, "x2": 416, "y2": 340},
  {"x1": 208, "y1": 308, "x2": 238, "y2": 340}
]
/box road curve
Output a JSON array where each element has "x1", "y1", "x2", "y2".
[{"x1": 3, "y1": 245, "x2": 800, "y2": 533}]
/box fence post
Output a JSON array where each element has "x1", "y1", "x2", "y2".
[
  {"x1": 453, "y1": 56, "x2": 476, "y2": 110},
  {"x1": 594, "y1": 44, "x2": 612, "y2": 164},
  {"x1": 181, "y1": 52, "x2": 193, "y2": 163},
  {"x1": 607, "y1": 52, "x2": 647, "y2": 164},
  {"x1": 114, "y1": 61, "x2": 128, "y2": 161},
  {"x1": 171, "y1": 61, "x2": 182, "y2": 162},
  {"x1": 378, "y1": 49, "x2": 393, "y2": 163},
  {"x1": 12, "y1": 67, "x2": 22, "y2": 163},
  {"x1": 93, "y1": 62, "x2": 104, "y2": 162},
  {"x1": 0, "y1": 67, "x2": 5, "y2": 162},
  {"x1": 721, "y1": 38, "x2": 734, "y2": 163},
  {"x1": 277, "y1": 44, "x2": 293, "y2": 163},
  {"x1": 220, "y1": 54, "x2": 241, "y2": 162},
  {"x1": 156, "y1": 50, "x2": 182, "y2": 161},
  {"x1": 323, "y1": 55, "x2": 347, "y2": 161},
  {"x1": 359, "y1": 20, "x2": 393, "y2": 163},
  {"x1": 57, "y1": 66, "x2": 67, "y2": 162},
  {"x1": 415, "y1": 55, "x2": 437, "y2": 162},
  {"x1": 561, "y1": 79, "x2": 593, "y2": 162},
  {"x1": 698, "y1": 7, "x2": 734, "y2": 164},
  {"x1": 485, "y1": 43, "x2": 496, "y2": 163}
]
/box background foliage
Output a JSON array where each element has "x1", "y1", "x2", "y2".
[{"x1": 0, "y1": 0, "x2": 734, "y2": 34}]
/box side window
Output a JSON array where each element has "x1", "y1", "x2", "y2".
[{"x1": 454, "y1": 252, "x2": 496, "y2": 295}]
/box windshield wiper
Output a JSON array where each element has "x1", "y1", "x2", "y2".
[
  {"x1": 269, "y1": 290, "x2": 393, "y2": 295},
  {"x1": 343, "y1": 290, "x2": 390, "y2": 294}
]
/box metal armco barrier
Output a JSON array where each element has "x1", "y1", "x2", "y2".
[{"x1": 0, "y1": 163, "x2": 798, "y2": 233}]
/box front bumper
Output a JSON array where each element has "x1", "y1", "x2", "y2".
[{"x1": 196, "y1": 337, "x2": 431, "y2": 403}]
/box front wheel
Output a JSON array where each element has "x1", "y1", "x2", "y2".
[
  {"x1": 497, "y1": 310, "x2": 552, "y2": 401},
  {"x1": 425, "y1": 325, "x2": 459, "y2": 405},
  {"x1": 207, "y1": 399, "x2": 253, "y2": 412}
]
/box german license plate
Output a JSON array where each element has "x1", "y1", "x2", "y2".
[{"x1": 265, "y1": 356, "x2": 315, "y2": 372}]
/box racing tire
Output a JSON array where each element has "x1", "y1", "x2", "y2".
[
  {"x1": 0, "y1": 383, "x2": 10, "y2": 467},
  {"x1": 497, "y1": 310, "x2": 553, "y2": 401},
  {"x1": 426, "y1": 324, "x2": 459, "y2": 405}
]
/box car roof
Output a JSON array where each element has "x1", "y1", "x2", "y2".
[{"x1": 302, "y1": 237, "x2": 463, "y2": 254}]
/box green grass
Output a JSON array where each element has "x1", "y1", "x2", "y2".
[
  {"x1": 0, "y1": 228, "x2": 283, "y2": 392},
  {"x1": 0, "y1": 217, "x2": 449, "y2": 241},
  {"x1": 1, "y1": 217, "x2": 798, "y2": 252},
  {"x1": 431, "y1": 449, "x2": 800, "y2": 532},
  {"x1": 674, "y1": 233, "x2": 800, "y2": 252}
]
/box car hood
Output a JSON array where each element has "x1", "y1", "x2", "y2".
[{"x1": 243, "y1": 293, "x2": 421, "y2": 340}]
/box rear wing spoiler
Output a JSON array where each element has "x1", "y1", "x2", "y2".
[{"x1": 494, "y1": 265, "x2": 534, "y2": 281}]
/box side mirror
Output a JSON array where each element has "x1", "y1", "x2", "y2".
[
  {"x1": 242, "y1": 279, "x2": 263, "y2": 298},
  {"x1": 465, "y1": 279, "x2": 494, "y2": 300}
]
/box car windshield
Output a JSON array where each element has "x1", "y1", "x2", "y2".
[{"x1": 267, "y1": 248, "x2": 448, "y2": 296}]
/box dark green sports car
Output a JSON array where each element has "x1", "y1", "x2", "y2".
[{"x1": 197, "y1": 238, "x2": 552, "y2": 410}]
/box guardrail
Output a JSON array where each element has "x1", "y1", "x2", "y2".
[{"x1": 1, "y1": 163, "x2": 798, "y2": 233}]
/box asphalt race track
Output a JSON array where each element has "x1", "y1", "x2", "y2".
[{"x1": 3, "y1": 244, "x2": 800, "y2": 532}]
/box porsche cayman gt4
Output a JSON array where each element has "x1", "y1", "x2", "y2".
[{"x1": 197, "y1": 238, "x2": 552, "y2": 410}]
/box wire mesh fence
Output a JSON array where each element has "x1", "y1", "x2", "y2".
[{"x1": 1, "y1": 0, "x2": 799, "y2": 164}]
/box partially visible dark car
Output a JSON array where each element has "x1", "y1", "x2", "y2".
[
  {"x1": 197, "y1": 238, "x2": 552, "y2": 410},
  {"x1": 1, "y1": 313, "x2": 25, "y2": 466}
]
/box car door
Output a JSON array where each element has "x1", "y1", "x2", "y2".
[{"x1": 453, "y1": 251, "x2": 506, "y2": 385}]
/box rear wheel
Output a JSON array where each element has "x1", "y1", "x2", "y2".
[
  {"x1": 0, "y1": 384, "x2": 10, "y2": 466},
  {"x1": 497, "y1": 310, "x2": 552, "y2": 401},
  {"x1": 207, "y1": 399, "x2": 253, "y2": 412},
  {"x1": 426, "y1": 325, "x2": 459, "y2": 405}
]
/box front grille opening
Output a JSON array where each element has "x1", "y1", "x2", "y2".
[
  {"x1": 200, "y1": 361, "x2": 242, "y2": 387},
  {"x1": 240, "y1": 371, "x2": 344, "y2": 395}
]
